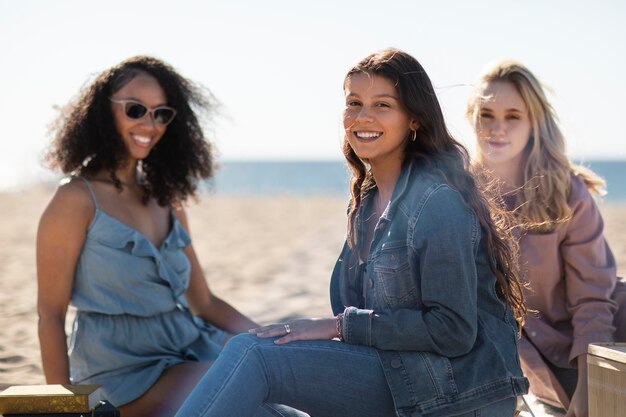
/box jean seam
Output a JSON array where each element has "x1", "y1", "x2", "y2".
[
  {"x1": 189, "y1": 339, "x2": 260, "y2": 417},
  {"x1": 262, "y1": 403, "x2": 287, "y2": 417},
  {"x1": 257, "y1": 340, "x2": 274, "y2": 405},
  {"x1": 260, "y1": 339, "x2": 379, "y2": 358}
]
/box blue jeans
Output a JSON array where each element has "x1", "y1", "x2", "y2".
[{"x1": 175, "y1": 334, "x2": 517, "y2": 417}]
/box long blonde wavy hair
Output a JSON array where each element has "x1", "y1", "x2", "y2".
[{"x1": 466, "y1": 60, "x2": 605, "y2": 232}]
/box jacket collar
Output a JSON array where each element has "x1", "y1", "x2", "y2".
[{"x1": 375, "y1": 159, "x2": 418, "y2": 222}]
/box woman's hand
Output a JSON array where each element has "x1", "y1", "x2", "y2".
[
  {"x1": 565, "y1": 355, "x2": 589, "y2": 417},
  {"x1": 566, "y1": 386, "x2": 588, "y2": 417},
  {"x1": 249, "y1": 318, "x2": 338, "y2": 345}
]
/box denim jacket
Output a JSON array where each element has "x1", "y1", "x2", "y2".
[{"x1": 330, "y1": 160, "x2": 528, "y2": 417}]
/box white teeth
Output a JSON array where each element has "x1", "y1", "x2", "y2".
[
  {"x1": 355, "y1": 131, "x2": 381, "y2": 139},
  {"x1": 133, "y1": 135, "x2": 151, "y2": 144}
]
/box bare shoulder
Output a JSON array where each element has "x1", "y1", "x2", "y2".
[
  {"x1": 41, "y1": 178, "x2": 95, "y2": 228},
  {"x1": 172, "y1": 203, "x2": 190, "y2": 230}
]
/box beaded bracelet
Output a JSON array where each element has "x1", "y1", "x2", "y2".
[{"x1": 335, "y1": 313, "x2": 344, "y2": 341}]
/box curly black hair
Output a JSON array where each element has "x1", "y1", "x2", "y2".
[{"x1": 45, "y1": 56, "x2": 215, "y2": 206}]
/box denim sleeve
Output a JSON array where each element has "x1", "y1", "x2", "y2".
[{"x1": 342, "y1": 186, "x2": 479, "y2": 357}]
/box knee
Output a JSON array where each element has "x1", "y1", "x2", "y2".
[
  {"x1": 224, "y1": 332, "x2": 258, "y2": 347},
  {"x1": 218, "y1": 334, "x2": 272, "y2": 379},
  {"x1": 222, "y1": 333, "x2": 266, "y2": 356}
]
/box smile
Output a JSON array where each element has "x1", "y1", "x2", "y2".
[
  {"x1": 354, "y1": 131, "x2": 382, "y2": 139},
  {"x1": 132, "y1": 134, "x2": 151, "y2": 146},
  {"x1": 486, "y1": 139, "x2": 508, "y2": 147}
]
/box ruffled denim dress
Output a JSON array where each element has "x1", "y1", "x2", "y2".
[{"x1": 67, "y1": 177, "x2": 226, "y2": 406}]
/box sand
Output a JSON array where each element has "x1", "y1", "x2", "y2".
[{"x1": 0, "y1": 187, "x2": 624, "y2": 416}]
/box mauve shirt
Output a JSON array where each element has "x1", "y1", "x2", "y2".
[{"x1": 516, "y1": 174, "x2": 623, "y2": 408}]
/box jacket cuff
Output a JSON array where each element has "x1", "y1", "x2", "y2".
[
  {"x1": 570, "y1": 331, "x2": 614, "y2": 365},
  {"x1": 342, "y1": 306, "x2": 374, "y2": 346}
]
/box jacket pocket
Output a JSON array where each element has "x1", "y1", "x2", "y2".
[
  {"x1": 380, "y1": 350, "x2": 457, "y2": 410},
  {"x1": 373, "y1": 241, "x2": 418, "y2": 309}
]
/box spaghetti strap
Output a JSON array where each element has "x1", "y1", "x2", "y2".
[{"x1": 72, "y1": 175, "x2": 99, "y2": 210}]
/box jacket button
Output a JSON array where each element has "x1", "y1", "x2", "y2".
[
  {"x1": 530, "y1": 331, "x2": 537, "y2": 337},
  {"x1": 390, "y1": 359, "x2": 402, "y2": 368},
  {"x1": 368, "y1": 279, "x2": 374, "y2": 288}
]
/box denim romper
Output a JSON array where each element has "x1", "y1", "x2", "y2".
[{"x1": 68, "y1": 177, "x2": 226, "y2": 406}]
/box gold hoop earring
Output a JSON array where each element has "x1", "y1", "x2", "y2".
[{"x1": 411, "y1": 130, "x2": 417, "y2": 142}]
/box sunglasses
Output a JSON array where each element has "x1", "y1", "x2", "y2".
[{"x1": 109, "y1": 98, "x2": 177, "y2": 126}]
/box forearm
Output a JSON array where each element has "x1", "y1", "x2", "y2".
[
  {"x1": 562, "y1": 182, "x2": 618, "y2": 360},
  {"x1": 342, "y1": 307, "x2": 476, "y2": 356},
  {"x1": 198, "y1": 296, "x2": 259, "y2": 334},
  {"x1": 565, "y1": 354, "x2": 589, "y2": 417},
  {"x1": 569, "y1": 306, "x2": 616, "y2": 362},
  {"x1": 576, "y1": 354, "x2": 588, "y2": 393},
  {"x1": 38, "y1": 317, "x2": 70, "y2": 383}
]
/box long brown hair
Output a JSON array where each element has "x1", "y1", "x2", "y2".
[{"x1": 343, "y1": 49, "x2": 526, "y2": 329}]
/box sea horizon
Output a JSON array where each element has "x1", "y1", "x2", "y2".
[{"x1": 3, "y1": 159, "x2": 625, "y2": 202}]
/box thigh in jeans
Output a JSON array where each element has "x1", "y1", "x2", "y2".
[
  {"x1": 253, "y1": 336, "x2": 397, "y2": 417},
  {"x1": 452, "y1": 397, "x2": 517, "y2": 417}
]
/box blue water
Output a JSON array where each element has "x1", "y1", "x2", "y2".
[
  {"x1": 581, "y1": 160, "x2": 626, "y2": 202},
  {"x1": 208, "y1": 160, "x2": 625, "y2": 202},
  {"x1": 209, "y1": 160, "x2": 351, "y2": 197}
]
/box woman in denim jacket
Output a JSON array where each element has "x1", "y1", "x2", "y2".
[{"x1": 175, "y1": 49, "x2": 529, "y2": 417}]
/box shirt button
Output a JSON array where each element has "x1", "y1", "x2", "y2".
[
  {"x1": 175, "y1": 302, "x2": 184, "y2": 311},
  {"x1": 390, "y1": 359, "x2": 402, "y2": 368},
  {"x1": 368, "y1": 279, "x2": 374, "y2": 288}
]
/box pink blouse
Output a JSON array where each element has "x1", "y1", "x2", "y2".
[{"x1": 517, "y1": 174, "x2": 619, "y2": 408}]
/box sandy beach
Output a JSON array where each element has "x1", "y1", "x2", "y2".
[{"x1": 1, "y1": 187, "x2": 624, "y2": 416}]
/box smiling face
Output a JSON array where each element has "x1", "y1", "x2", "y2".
[
  {"x1": 110, "y1": 71, "x2": 169, "y2": 163},
  {"x1": 343, "y1": 72, "x2": 416, "y2": 171},
  {"x1": 474, "y1": 80, "x2": 532, "y2": 174}
]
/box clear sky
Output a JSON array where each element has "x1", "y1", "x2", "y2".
[{"x1": 1, "y1": 0, "x2": 624, "y2": 190}]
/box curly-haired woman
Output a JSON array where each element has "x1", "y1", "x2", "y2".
[{"x1": 36, "y1": 56, "x2": 303, "y2": 417}]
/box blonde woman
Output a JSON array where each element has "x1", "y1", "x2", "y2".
[{"x1": 467, "y1": 60, "x2": 626, "y2": 417}]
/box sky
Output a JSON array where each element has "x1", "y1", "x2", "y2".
[{"x1": 1, "y1": 0, "x2": 625, "y2": 190}]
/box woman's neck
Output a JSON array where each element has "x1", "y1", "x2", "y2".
[
  {"x1": 370, "y1": 159, "x2": 402, "y2": 213},
  {"x1": 117, "y1": 160, "x2": 143, "y2": 185},
  {"x1": 91, "y1": 162, "x2": 141, "y2": 187},
  {"x1": 483, "y1": 160, "x2": 525, "y2": 193}
]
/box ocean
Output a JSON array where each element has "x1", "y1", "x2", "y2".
[
  {"x1": 209, "y1": 160, "x2": 626, "y2": 202},
  {"x1": 208, "y1": 161, "x2": 351, "y2": 197},
  {"x1": 5, "y1": 159, "x2": 624, "y2": 202}
]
